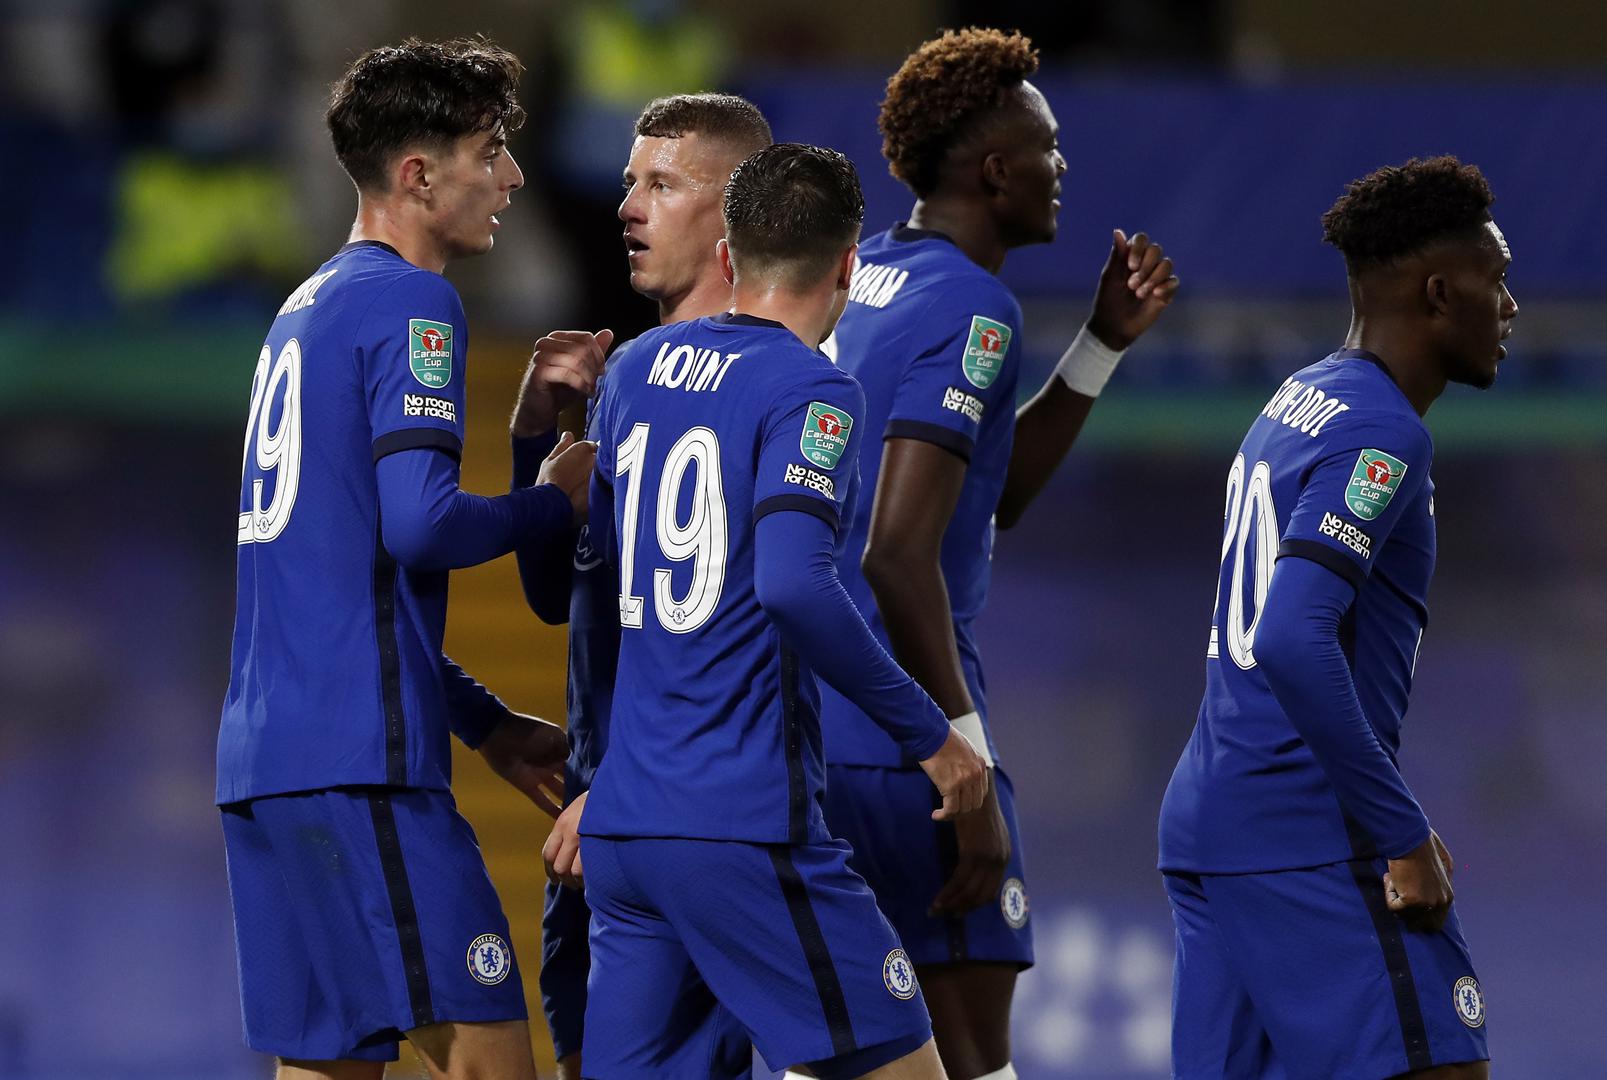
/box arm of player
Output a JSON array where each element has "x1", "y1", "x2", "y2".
[
  {"x1": 443, "y1": 656, "x2": 566, "y2": 817},
  {"x1": 996, "y1": 229, "x2": 1178, "y2": 529},
  {"x1": 376, "y1": 437, "x2": 592, "y2": 572},
  {"x1": 511, "y1": 430, "x2": 576, "y2": 624},
  {"x1": 1255, "y1": 557, "x2": 1432, "y2": 857},
  {"x1": 753, "y1": 509, "x2": 986, "y2": 820}
]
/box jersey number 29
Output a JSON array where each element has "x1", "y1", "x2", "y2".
[
  {"x1": 1208, "y1": 454, "x2": 1277, "y2": 670},
  {"x1": 237, "y1": 339, "x2": 302, "y2": 545},
  {"x1": 614, "y1": 423, "x2": 729, "y2": 634}
]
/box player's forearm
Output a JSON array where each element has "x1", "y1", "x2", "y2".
[
  {"x1": 1256, "y1": 557, "x2": 1432, "y2": 858},
  {"x1": 861, "y1": 539, "x2": 974, "y2": 718},
  {"x1": 755, "y1": 512, "x2": 950, "y2": 760},
  {"x1": 512, "y1": 433, "x2": 576, "y2": 623},
  {"x1": 377, "y1": 447, "x2": 572, "y2": 572},
  {"x1": 442, "y1": 655, "x2": 509, "y2": 749},
  {"x1": 997, "y1": 379, "x2": 1096, "y2": 529}
]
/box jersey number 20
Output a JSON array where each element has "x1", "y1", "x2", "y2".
[
  {"x1": 1208, "y1": 454, "x2": 1277, "y2": 670},
  {"x1": 614, "y1": 423, "x2": 729, "y2": 634},
  {"x1": 237, "y1": 339, "x2": 302, "y2": 545}
]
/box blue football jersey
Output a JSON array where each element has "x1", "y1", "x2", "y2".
[
  {"x1": 818, "y1": 224, "x2": 1023, "y2": 766},
  {"x1": 217, "y1": 241, "x2": 476, "y2": 803},
  {"x1": 580, "y1": 313, "x2": 867, "y2": 844},
  {"x1": 1159, "y1": 350, "x2": 1438, "y2": 873}
]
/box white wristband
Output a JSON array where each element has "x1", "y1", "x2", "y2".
[
  {"x1": 949, "y1": 710, "x2": 994, "y2": 768},
  {"x1": 1054, "y1": 324, "x2": 1125, "y2": 398}
]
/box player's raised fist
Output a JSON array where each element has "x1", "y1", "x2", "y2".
[
  {"x1": 511, "y1": 328, "x2": 615, "y2": 436},
  {"x1": 1086, "y1": 228, "x2": 1179, "y2": 352},
  {"x1": 920, "y1": 724, "x2": 990, "y2": 821},
  {"x1": 536, "y1": 431, "x2": 598, "y2": 523},
  {"x1": 1384, "y1": 834, "x2": 1455, "y2": 932}
]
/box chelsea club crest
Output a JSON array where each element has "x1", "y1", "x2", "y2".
[
  {"x1": 999, "y1": 877, "x2": 1029, "y2": 930},
  {"x1": 883, "y1": 948, "x2": 917, "y2": 1000},
  {"x1": 1452, "y1": 976, "x2": 1485, "y2": 1028},
  {"x1": 467, "y1": 933, "x2": 511, "y2": 986}
]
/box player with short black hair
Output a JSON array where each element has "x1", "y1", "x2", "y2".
[
  {"x1": 217, "y1": 37, "x2": 600, "y2": 1080},
  {"x1": 572, "y1": 140, "x2": 989, "y2": 1079},
  {"x1": 508, "y1": 90, "x2": 774, "y2": 1080},
  {"x1": 1158, "y1": 155, "x2": 1513, "y2": 1078},
  {"x1": 817, "y1": 28, "x2": 1178, "y2": 1080}
]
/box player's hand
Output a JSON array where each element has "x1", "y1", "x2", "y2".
[
  {"x1": 536, "y1": 431, "x2": 598, "y2": 524},
  {"x1": 918, "y1": 725, "x2": 989, "y2": 822},
  {"x1": 1384, "y1": 834, "x2": 1454, "y2": 932},
  {"x1": 1085, "y1": 229, "x2": 1179, "y2": 351},
  {"x1": 543, "y1": 790, "x2": 587, "y2": 890},
  {"x1": 477, "y1": 712, "x2": 567, "y2": 818},
  {"x1": 930, "y1": 771, "x2": 1011, "y2": 916},
  {"x1": 510, "y1": 328, "x2": 614, "y2": 437}
]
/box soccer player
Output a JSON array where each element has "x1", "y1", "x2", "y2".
[
  {"x1": 577, "y1": 142, "x2": 989, "y2": 1079},
  {"x1": 508, "y1": 92, "x2": 774, "y2": 1080},
  {"x1": 817, "y1": 29, "x2": 1178, "y2": 1079},
  {"x1": 1158, "y1": 156, "x2": 1513, "y2": 1078},
  {"x1": 216, "y1": 39, "x2": 599, "y2": 1080}
]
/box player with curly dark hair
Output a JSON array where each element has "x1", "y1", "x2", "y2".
[
  {"x1": 816, "y1": 26, "x2": 1180, "y2": 1080},
  {"x1": 1158, "y1": 156, "x2": 1512, "y2": 1079}
]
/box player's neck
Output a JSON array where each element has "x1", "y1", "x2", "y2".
[
  {"x1": 729, "y1": 281, "x2": 834, "y2": 350},
  {"x1": 907, "y1": 199, "x2": 1007, "y2": 275},
  {"x1": 658, "y1": 275, "x2": 732, "y2": 325},
  {"x1": 1344, "y1": 318, "x2": 1447, "y2": 417},
  {"x1": 349, "y1": 202, "x2": 447, "y2": 274}
]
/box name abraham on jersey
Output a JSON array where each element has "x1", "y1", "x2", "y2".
[
  {"x1": 941, "y1": 386, "x2": 984, "y2": 422},
  {"x1": 403, "y1": 393, "x2": 456, "y2": 423},
  {"x1": 801, "y1": 402, "x2": 854, "y2": 470},
  {"x1": 408, "y1": 319, "x2": 453, "y2": 388},
  {"x1": 1260, "y1": 376, "x2": 1351, "y2": 437},
  {"x1": 1318, "y1": 511, "x2": 1372, "y2": 559},
  {"x1": 277, "y1": 268, "x2": 338, "y2": 316},
  {"x1": 962, "y1": 315, "x2": 1010, "y2": 389},
  {"x1": 646, "y1": 341, "x2": 742, "y2": 393},
  {"x1": 847, "y1": 258, "x2": 911, "y2": 308},
  {"x1": 783, "y1": 463, "x2": 836, "y2": 499}
]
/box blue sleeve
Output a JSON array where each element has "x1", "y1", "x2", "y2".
[
  {"x1": 884, "y1": 282, "x2": 1022, "y2": 462},
  {"x1": 1279, "y1": 418, "x2": 1433, "y2": 587},
  {"x1": 360, "y1": 270, "x2": 470, "y2": 462},
  {"x1": 754, "y1": 510, "x2": 950, "y2": 760},
  {"x1": 1255, "y1": 555, "x2": 1432, "y2": 859},
  {"x1": 752, "y1": 367, "x2": 865, "y2": 532},
  {"x1": 511, "y1": 430, "x2": 575, "y2": 624},
  {"x1": 442, "y1": 655, "x2": 509, "y2": 749},
  {"x1": 376, "y1": 446, "x2": 572, "y2": 572}
]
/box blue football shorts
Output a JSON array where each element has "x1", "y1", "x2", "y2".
[
  {"x1": 580, "y1": 834, "x2": 933, "y2": 1079},
  {"x1": 822, "y1": 764, "x2": 1034, "y2": 969},
  {"x1": 221, "y1": 786, "x2": 527, "y2": 1061},
  {"x1": 1165, "y1": 858, "x2": 1489, "y2": 1079}
]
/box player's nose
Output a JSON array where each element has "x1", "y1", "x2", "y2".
[{"x1": 503, "y1": 150, "x2": 525, "y2": 192}]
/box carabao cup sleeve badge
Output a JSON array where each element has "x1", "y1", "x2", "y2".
[
  {"x1": 801, "y1": 401, "x2": 854, "y2": 470},
  {"x1": 1345, "y1": 448, "x2": 1407, "y2": 521},
  {"x1": 961, "y1": 314, "x2": 1011, "y2": 389},
  {"x1": 408, "y1": 318, "x2": 453, "y2": 388}
]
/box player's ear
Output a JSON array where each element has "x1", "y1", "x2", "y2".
[
  {"x1": 980, "y1": 151, "x2": 1009, "y2": 197},
  {"x1": 1425, "y1": 273, "x2": 1450, "y2": 317},
  {"x1": 717, "y1": 239, "x2": 735, "y2": 286},
  {"x1": 836, "y1": 243, "x2": 858, "y2": 292},
  {"x1": 397, "y1": 152, "x2": 431, "y2": 202}
]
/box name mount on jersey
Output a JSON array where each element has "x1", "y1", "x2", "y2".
[
  {"x1": 646, "y1": 341, "x2": 742, "y2": 393},
  {"x1": 1318, "y1": 511, "x2": 1372, "y2": 559}
]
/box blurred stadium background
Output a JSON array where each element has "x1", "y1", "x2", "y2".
[{"x1": 3, "y1": 1, "x2": 1605, "y2": 1076}]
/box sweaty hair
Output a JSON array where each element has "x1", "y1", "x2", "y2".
[
  {"x1": 723, "y1": 143, "x2": 865, "y2": 289},
  {"x1": 326, "y1": 36, "x2": 525, "y2": 193},
  {"x1": 634, "y1": 92, "x2": 774, "y2": 159},
  {"x1": 1321, "y1": 155, "x2": 1495, "y2": 273},
  {"x1": 879, "y1": 27, "x2": 1039, "y2": 196}
]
